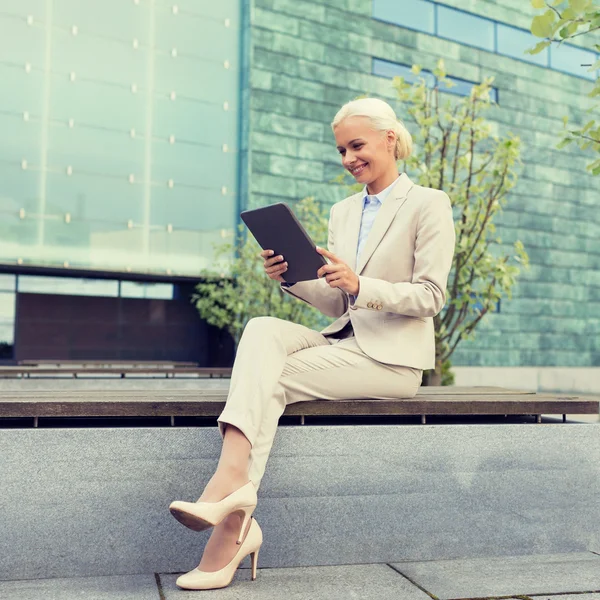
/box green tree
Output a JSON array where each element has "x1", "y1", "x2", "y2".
[
  {"x1": 528, "y1": 0, "x2": 600, "y2": 174},
  {"x1": 393, "y1": 60, "x2": 529, "y2": 385},
  {"x1": 192, "y1": 196, "x2": 330, "y2": 346}
]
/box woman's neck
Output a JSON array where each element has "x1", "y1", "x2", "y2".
[{"x1": 366, "y1": 169, "x2": 400, "y2": 195}]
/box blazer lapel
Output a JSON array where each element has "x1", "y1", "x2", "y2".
[
  {"x1": 355, "y1": 173, "x2": 415, "y2": 275},
  {"x1": 344, "y1": 193, "x2": 364, "y2": 271}
]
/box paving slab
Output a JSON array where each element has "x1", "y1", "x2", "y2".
[
  {"x1": 0, "y1": 574, "x2": 159, "y2": 600},
  {"x1": 160, "y1": 564, "x2": 430, "y2": 599},
  {"x1": 392, "y1": 552, "x2": 600, "y2": 599},
  {"x1": 508, "y1": 595, "x2": 600, "y2": 600}
]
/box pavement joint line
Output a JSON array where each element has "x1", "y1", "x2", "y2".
[
  {"x1": 385, "y1": 563, "x2": 439, "y2": 600},
  {"x1": 154, "y1": 573, "x2": 166, "y2": 600},
  {"x1": 528, "y1": 591, "x2": 600, "y2": 597}
]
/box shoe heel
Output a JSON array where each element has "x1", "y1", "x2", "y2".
[
  {"x1": 235, "y1": 506, "x2": 254, "y2": 545},
  {"x1": 250, "y1": 549, "x2": 259, "y2": 580}
]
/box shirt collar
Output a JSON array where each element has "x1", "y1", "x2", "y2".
[{"x1": 362, "y1": 174, "x2": 401, "y2": 206}]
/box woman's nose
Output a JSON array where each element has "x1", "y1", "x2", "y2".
[{"x1": 342, "y1": 151, "x2": 354, "y2": 166}]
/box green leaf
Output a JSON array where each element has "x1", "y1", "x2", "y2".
[
  {"x1": 531, "y1": 11, "x2": 556, "y2": 37},
  {"x1": 526, "y1": 40, "x2": 552, "y2": 54},
  {"x1": 569, "y1": 0, "x2": 590, "y2": 13},
  {"x1": 531, "y1": 0, "x2": 546, "y2": 8}
]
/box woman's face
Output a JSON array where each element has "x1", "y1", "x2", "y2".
[{"x1": 334, "y1": 116, "x2": 396, "y2": 188}]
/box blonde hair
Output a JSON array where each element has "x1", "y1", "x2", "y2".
[{"x1": 331, "y1": 97, "x2": 413, "y2": 161}]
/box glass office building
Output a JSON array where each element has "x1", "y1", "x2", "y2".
[
  {"x1": 0, "y1": 0, "x2": 242, "y2": 362},
  {"x1": 1, "y1": 0, "x2": 599, "y2": 370}
]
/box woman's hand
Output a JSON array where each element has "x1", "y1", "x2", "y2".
[
  {"x1": 260, "y1": 249, "x2": 288, "y2": 282},
  {"x1": 316, "y1": 247, "x2": 360, "y2": 296}
]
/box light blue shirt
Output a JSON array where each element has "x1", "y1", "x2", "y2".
[
  {"x1": 355, "y1": 176, "x2": 399, "y2": 266},
  {"x1": 350, "y1": 175, "x2": 400, "y2": 303}
]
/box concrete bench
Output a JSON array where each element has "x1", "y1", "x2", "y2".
[{"x1": 0, "y1": 386, "x2": 598, "y2": 581}]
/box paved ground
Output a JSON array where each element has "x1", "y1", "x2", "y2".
[{"x1": 1, "y1": 552, "x2": 600, "y2": 599}]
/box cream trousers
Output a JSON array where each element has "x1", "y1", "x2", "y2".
[{"x1": 217, "y1": 316, "x2": 422, "y2": 491}]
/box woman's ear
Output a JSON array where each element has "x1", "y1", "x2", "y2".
[{"x1": 386, "y1": 129, "x2": 396, "y2": 154}]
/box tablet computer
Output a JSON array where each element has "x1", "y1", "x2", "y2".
[{"x1": 240, "y1": 203, "x2": 327, "y2": 282}]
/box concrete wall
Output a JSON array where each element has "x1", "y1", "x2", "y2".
[
  {"x1": 1, "y1": 423, "x2": 599, "y2": 580},
  {"x1": 245, "y1": 0, "x2": 600, "y2": 369}
]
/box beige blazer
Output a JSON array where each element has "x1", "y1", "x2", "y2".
[{"x1": 281, "y1": 173, "x2": 456, "y2": 370}]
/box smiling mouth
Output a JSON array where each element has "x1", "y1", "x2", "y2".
[{"x1": 350, "y1": 163, "x2": 367, "y2": 176}]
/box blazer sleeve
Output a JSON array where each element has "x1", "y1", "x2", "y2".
[
  {"x1": 353, "y1": 190, "x2": 455, "y2": 318},
  {"x1": 279, "y1": 204, "x2": 349, "y2": 319}
]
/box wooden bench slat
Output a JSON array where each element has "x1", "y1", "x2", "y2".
[{"x1": 0, "y1": 388, "x2": 597, "y2": 418}]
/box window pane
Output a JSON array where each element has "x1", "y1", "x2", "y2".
[
  {"x1": 550, "y1": 43, "x2": 598, "y2": 80},
  {"x1": 0, "y1": 292, "x2": 16, "y2": 357},
  {"x1": 441, "y1": 76, "x2": 475, "y2": 97},
  {"x1": 497, "y1": 24, "x2": 549, "y2": 67},
  {"x1": 120, "y1": 281, "x2": 173, "y2": 299},
  {"x1": 18, "y1": 276, "x2": 119, "y2": 296},
  {"x1": 0, "y1": 275, "x2": 16, "y2": 292},
  {"x1": 437, "y1": 5, "x2": 495, "y2": 51},
  {"x1": 372, "y1": 0, "x2": 434, "y2": 34},
  {"x1": 373, "y1": 59, "x2": 435, "y2": 88}
]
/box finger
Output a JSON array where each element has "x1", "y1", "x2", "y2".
[
  {"x1": 318, "y1": 264, "x2": 344, "y2": 278},
  {"x1": 259, "y1": 249, "x2": 275, "y2": 259},
  {"x1": 325, "y1": 272, "x2": 343, "y2": 285},
  {"x1": 264, "y1": 254, "x2": 285, "y2": 267},
  {"x1": 316, "y1": 246, "x2": 340, "y2": 264},
  {"x1": 266, "y1": 262, "x2": 288, "y2": 275}
]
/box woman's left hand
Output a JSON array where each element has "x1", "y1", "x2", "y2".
[{"x1": 316, "y1": 247, "x2": 360, "y2": 296}]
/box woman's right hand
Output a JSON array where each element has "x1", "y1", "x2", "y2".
[{"x1": 260, "y1": 249, "x2": 288, "y2": 282}]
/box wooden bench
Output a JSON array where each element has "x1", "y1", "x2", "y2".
[
  {"x1": 0, "y1": 366, "x2": 233, "y2": 379},
  {"x1": 0, "y1": 387, "x2": 597, "y2": 426},
  {"x1": 18, "y1": 360, "x2": 199, "y2": 368}
]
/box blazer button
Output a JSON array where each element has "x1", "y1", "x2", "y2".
[
  {"x1": 377, "y1": 305, "x2": 382, "y2": 310},
  {"x1": 367, "y1": 302, "x2": 373, "y2": 308}
]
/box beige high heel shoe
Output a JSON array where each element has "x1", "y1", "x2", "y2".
[
  {"x1": 175, "y1": 516, "x2": 263, "y2": 590},
  {"x1": 169, "y1": 480, "x2": 257, "y2": 545}
]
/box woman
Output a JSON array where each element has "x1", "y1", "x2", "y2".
[{"x1": 168, "y1": 97, "x2": 456, "y2": 590}]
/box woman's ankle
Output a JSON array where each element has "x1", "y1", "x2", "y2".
[{"x1": 214, "y1": 463, "x2": 249, "y2": 481}]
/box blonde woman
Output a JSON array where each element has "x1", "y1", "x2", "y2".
[{"x1": 169, "y1": 97, "x2": 456, "y2": 590}]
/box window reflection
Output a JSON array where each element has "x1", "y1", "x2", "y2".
[
  {"x1": 0, "y1": 292, "x2": 15, "y2": 359},
  {"x1": 18, "y1": 276, "x2": 119, "y2": 297},
  {"x1": 372, "y1": 0, "x2": 434, "y2": 34},
  {"x1": 496, "y1": 24, "x2": 549, "y2": 67},
  {"x1": 0, "y1": 0, "x2": 240, "y2": 277},
  {"x1": 443, "y1": 76, "x2": 499, "y2": 103},
  {"x1": 437, "y1": 5, "x2": 495, "y2": 51},
  {"x1": 550, "y1": 43, "x2": 598, "y2": 81},
  {"x1": 373, "y1": 59, "x2": 435, "y2": 87},
  {"x1": 120, "y1": 281, "x2": 174, "y2": 300},
  {"x1": 0, "y1": 275, "x2": 16, "y2": 292},
  {"x1": 373, "y1": 59, "x2": 499, "y2": 103}
]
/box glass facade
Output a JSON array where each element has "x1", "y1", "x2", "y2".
[
  {"x1": 373, "y1": 58, "x2": 499, "y2": 103},
  {"x1": 372, "y1": 0, "x2": 599, "y2": 81},
  {"x1": 0, "y1": 0, "x2": 241, "y2": 277}
]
